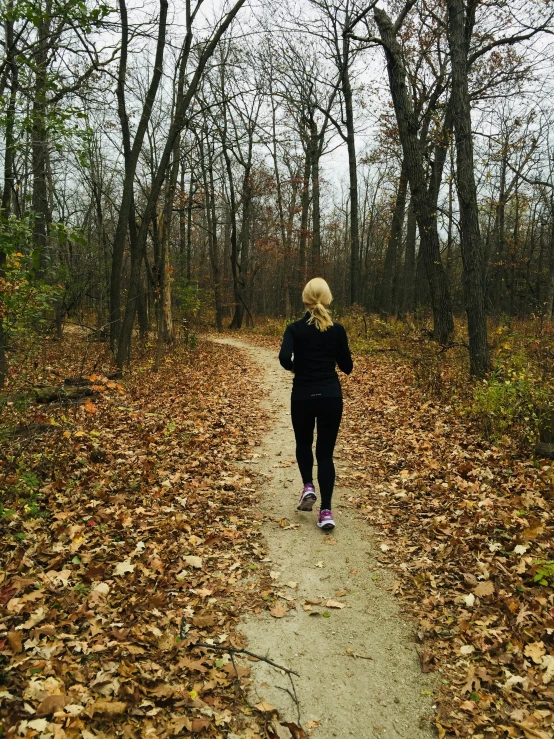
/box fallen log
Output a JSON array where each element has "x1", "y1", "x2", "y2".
[
  {"x1": 535, "y1": 442, "x2": 554, "y2": 460},
  {"x1": 34, "y1": 386, "x2": 94, "y2": 403}
]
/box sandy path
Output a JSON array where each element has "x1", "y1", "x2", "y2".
[{"x1": 212, "y1": 337, "x2": 434, "y2": 738}]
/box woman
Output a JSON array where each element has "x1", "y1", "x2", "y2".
[{"x1": 278, "y1": 278, "x2": 353, "y2": 530}]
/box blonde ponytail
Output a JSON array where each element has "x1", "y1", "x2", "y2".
[{"x1": 302, "y1": 278, "x2": 333, "y2": 331}]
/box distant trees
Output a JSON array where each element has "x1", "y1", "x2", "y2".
[
  {"x1": 1, "y1": 0, "x2": 553, "y2": 382},
  {"x1": 349, "y1": 0, "x2": 553, "y2": 375}
]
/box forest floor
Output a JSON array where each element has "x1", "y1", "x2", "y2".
[{"x1": 1, "y1": 328, "x2": 553, "y2": 739}]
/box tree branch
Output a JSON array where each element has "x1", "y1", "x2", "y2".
[
  {"x1": 469, "y1": 21, "x2": 554, "y2": 66},
  {"x1": 393, "y1": 0, "x2": 418, "y2": 34}
]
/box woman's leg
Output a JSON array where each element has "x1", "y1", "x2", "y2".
[
  {"x1": 315, "y1": 397, "x2": 343, "y2": 509},
  {"x1": 291, "y1": 398, "x2": 316, "y2": 485}
]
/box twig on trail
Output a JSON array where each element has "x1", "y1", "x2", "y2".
[
  {"x1": 229, "y1": 649, "x2": 246, "y2": 698},
  {"x1": 190, "y1": 641, "x2": 299, "y2": 677},
  {"x1": 276, "y1": 683, "x2": 301, "y2": 724},
  {"x1": 184, "y1": 616, "x2": 302, "y2": 721},
  {"x1": 190, "y1": 641, "x2": 301, "y2": 722}
]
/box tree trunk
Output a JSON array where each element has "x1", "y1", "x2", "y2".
[
  {"x1": 116, "y1": 0, "x2": 246, "y2": 365},
  {"x1": 154, "y1": 138, "x2": 179, "y2": 369},
  {"x1": 374, "y1": 7, "x2": 454, "y2": 343},
  {"x1": 340, "y1": 47, "x2": 360, "y2": 305},
  {"x1": 223, "y1": 143, "x2": 242, "y2": 330},
  {"x1": 31, "y1": 1, "x2": 51, "y2": 273},
  {"x1": 491, "y1": 153, "x2": 507, "y2": 314},
  {"x1": 378, "y1": 161, "x2": 408, "y2": 316},
  {"x1": 208, "y1": 161, "x2": 223, "y2": 333},
  {"x1": 199, "y1": 133, "x2": 223, "y2": 332},
  {"x1": 286, "y1": 165, "x2": 300, "y2": 314},
  {"x1": 137, "y1": 273, "x2": 149, "y2": 339},
  {"x1": 185, "y1": 169, "x2": 194, "y2": 282},
  {"x1": 546, "y1": 202, "x2": 554, "y2": 321},
  {"x1": 110, "y1": 0, "x2": 168, "y2": 351},
  {"x1": 235, "y1": 157, "x2": 253, "y2": 328},
  {"x1": 447, "y1": 0, "x2": 490, "y2": 376},
  {"x1": 398, "y1": 199, "x2": 417, "y2": 318},
  {"x1": 298, "y1": 138, "x2": 311, "y2": 294},
  {"x1": 310, "y1": 117, "x2": 322, "y2": 276},
  {"x1": 0, "y1": 7, "x2": 17, "y2": 388},
  {"x1": 179, "y1": 163, "x2": 187, "y2": 276}
]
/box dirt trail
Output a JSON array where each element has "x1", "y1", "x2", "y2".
[{"x1": 212, "y1": 337, "x2": 434, "y2": 738}]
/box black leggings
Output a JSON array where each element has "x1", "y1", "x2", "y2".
[{"x1": 290, "y1": 397, "x2": 343, "y2": 510}]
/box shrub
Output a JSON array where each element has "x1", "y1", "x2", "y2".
[{"x1": 472, "y1": 348, "x2": 554, "y2": 446}]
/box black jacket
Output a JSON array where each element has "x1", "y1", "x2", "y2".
[{"x1": 278, "y1": 312, "x2": 353, "y2": 398}]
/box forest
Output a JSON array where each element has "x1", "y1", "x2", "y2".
[
  {"x1": 1, "y1": 0, "x2": 554, "y2": 380},
  {"x1": 1, "y1": 1, "x2": 554, "y2": 738}
]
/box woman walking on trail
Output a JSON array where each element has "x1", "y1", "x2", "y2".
[{"x1": 278, "y1": 278, "x2": 353, "y2": 530}]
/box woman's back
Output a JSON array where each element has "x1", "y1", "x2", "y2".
[{"x1": 279, "y1": 312, "x2": 353, "y2": 398}]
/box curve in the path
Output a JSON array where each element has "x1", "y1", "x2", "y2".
[{"x1": 212, "y1": 336, "x2": 434, "y2": 739}]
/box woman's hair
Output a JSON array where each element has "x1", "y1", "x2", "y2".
[{"x1": 302, "y1": 277, "x2": 333, "y2": 331}]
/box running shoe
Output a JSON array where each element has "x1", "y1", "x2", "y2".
[
  {"x1": 317, "y1": 509, "x2": 336, "y2": 530},
  {"x1": 297, "y1": 483, "x2": 317, "y2": 511}
]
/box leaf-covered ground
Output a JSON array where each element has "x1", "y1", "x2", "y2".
[
  {"x1": 338, "y1": 357, "x2": 554, "y2": 739},
  {"x1": 1, "y1": 335, "x2": 276, "y2": 738},
  {"x1": 2, "y1": 330, "x2": 554, "y2": 739}
]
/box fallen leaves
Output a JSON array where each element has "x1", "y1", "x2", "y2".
[
  {"x1": 15, "y1": 605, "x2": 47, "y2": 630},
  {"x1": 338, "y1": 351, "x2": 554, "y2": 739},
  {"x1": 542, "y1": 655, "x2": 554, "y2": 684},
  {"x1": 473, "y1": 580, "x2": 494, "y2": 597},
  {"x1": 86, "y1": 699, "x2": 128, "y2": 717},
  {"x1": 524, "y1": 641, "x2": 546, "y2": 664},
  {"x1": 113, "y1": 558, "x2": 135, "y2": 576},
  {"x1": 270, "y1": 603, "x2": 288, "y2": 618},
  {"x1": 183, "y1": 554, "x2": 203, "y2": 569},
  {"x1": 0, "y1": 338, "x2": 270, "y2": 739},
  {"x1": 36, "y1": 694, "x2": 70, "y2": 716}
]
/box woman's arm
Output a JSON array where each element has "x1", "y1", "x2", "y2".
[
  {"x1": 336, "y1": 325, "x2": 353, "y2": 375},
  {"x1": 278, "y1": 325, "x2": 294, "y2": 371}
]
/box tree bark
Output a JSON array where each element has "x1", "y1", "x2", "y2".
[
  {"x1": 199, "y1": 132, "x2": 223, "y2": 332},
  {"x1": 398, "y1": 199, "x2": 417, "y2": 318},
  {"x1": 378, "y1": 160, "x2": 408, "y2": 316},
  {"x1": 310, "y1": 117, "x2": 322, "y2": 276},
  {"x1": 222, "y1": 141, "x2": 242, "y2": 329},
  {"x1": 31, "y1": 0, "x2": 51, "y2": 273},
  {"x1": 154, "y1": 136, "x2": 179, "y2": 369},
  {"x1": 110, "y1": 0, "x2": 168, "y2": 351},
  {"x1": 447, "y1": 0, "x2": 490, "y2": 376},
  {"x1": 546, "y1": 199, "x2": 554, "y2": 322},
  {"x1": 0, "y1": 6, "x2": 17, "y2": 388},
  {"x1": 185, "y1": 169, "x2": 195, "y2": 282},
  {"x1": 491, "y1": 151, "x2": 507, "y2": 313},
  {"x1": 298, "y1": 137, "x2": 311, "y2": 295},
  {"x1": 374, "y1": 7, "x2": 454, "y2": 343},
  {"x1": 340, "y1": 43, "x2": 360, "y2": 305}
]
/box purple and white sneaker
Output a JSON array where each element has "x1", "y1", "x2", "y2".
[
  {"x1": 297, "y1": 483, "x2": 317, "y2": 511},
  {"x1": 317, "y1": 509, "x2": 336, "y2": 530}
]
